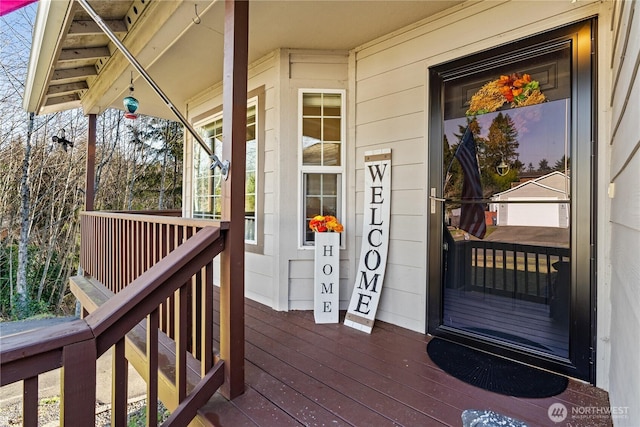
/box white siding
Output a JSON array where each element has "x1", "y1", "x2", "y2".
[
  {"x1": 280, "y1": 50, "x2": 351, "y2": 311},
  {"x1": 351, "y1": 0, "x2": 606, "y2": 333},
  {"x1": 607, "y1": 0, "x2": 640, "y2": 423}
]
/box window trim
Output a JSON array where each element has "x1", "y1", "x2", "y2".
[
  {"x1": 192, "y1": 86, "x2": 265, "y2": 253},
  {"x1": 297, "y1": 88, "x2": 347, "y2": 249}
]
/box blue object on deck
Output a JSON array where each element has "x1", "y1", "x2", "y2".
[{"x1": 461, "y1": 409, "x2": 528, "y2": 427}]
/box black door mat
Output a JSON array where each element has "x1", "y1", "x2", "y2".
[{"x1": 427, "y1": 338, "x2": 568, "y2": 398}]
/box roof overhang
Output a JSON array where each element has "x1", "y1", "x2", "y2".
[{"x1": 24, "y1": 0, "x2": 464, "y2": 119}]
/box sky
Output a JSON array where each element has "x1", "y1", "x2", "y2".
[
  {"x1": 444, "y1": 99, "x2": 570, "y2": 170},
  {"x1": 0, "y1": 3, "x2": 37, "y2": 116}
]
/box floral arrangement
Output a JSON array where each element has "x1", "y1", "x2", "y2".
[
  {"x1": 466, "y1": 73, "x2": 546, "y2": 116},
  {"x1": 309, "y1": 215, "x2": 344, "y2": 233}
]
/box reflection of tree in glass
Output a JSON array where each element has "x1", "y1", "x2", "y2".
[
  {"x1": 553, "y1": 155, "x2": 570, "y2": 172},
  {"x1": 484, "y1": 113, "x2": 521, "y2": 169},
  {"x1": 479, "y1": 113, "x2": 522, "y2": 196},
  {"x1": 538, "y1": 158, "x2": 551, "y2": 172},
  {"x1": 446, "y1": 114, "x2": 523, "y2": 200}
]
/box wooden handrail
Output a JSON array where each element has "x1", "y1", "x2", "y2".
[
  {"x1": 80, "y1": 210, "x2": 229, "y2": 228},
  {"x1": 0, "y1": 224, "x2": 227, "y2": 426},
  {"x1": 0, "y1": 319, "x2": 93, "y2": 385}
]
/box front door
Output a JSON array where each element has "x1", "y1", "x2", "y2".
[{"x1": 427, "y1": 20, "x2": 595, "y2": 382}]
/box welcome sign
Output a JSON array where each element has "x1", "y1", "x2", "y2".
[{"x1": 344, "y1": 149, "x2": 391, "y2": 333}]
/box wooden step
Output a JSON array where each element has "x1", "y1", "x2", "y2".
[{"x1": 70, "y1": 275, "x2": 213, "y2": 425}]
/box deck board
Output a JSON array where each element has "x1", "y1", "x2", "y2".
[
  {"x1": 198, "y1": 292, "x2": 611, "y2": 427},
  {"x1": 443, "y1": 288, "x2": 570, "y2": 357}
]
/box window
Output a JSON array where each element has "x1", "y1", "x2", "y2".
[
  {"x1": 193, "y1": 100, "x2": 258, "y2": 244},
  {"x1": 299, "y1": 90, "x2": 345, "y2": 246}
]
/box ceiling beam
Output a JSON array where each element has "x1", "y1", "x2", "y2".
[
  {"x1": 45, "y1": 93, "x2": 80, "y2": 106},
  {"x1": 47, "y1": 81, "x2": 89, "y2": 96},
  {"x1": 51, "y1": 66, "x2": 98, "y2": 82},
  {"x1": 59, "y1": 46, "x2": 110, "y2": 62},
  {"x1": 69, "y1": 19, "x2": 127, "y2": 35}
]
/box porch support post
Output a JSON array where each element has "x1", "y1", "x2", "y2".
[
  {"x1": 85, "y1": 113, "x2": 96, "y2": 211},
  {"x1": 220, "y1": 0, "x2": 248, "y2": 400}
]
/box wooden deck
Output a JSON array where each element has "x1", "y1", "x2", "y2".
[
  {"x1": 199, "y1": 294, "x2": 611, "y2": 427},
  {"x1": 443, "y1": 289, "x2": 569, "y2": 357}
]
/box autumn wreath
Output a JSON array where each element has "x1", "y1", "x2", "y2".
[{"x1": 466, "y1": 73, "x2": 546, "y2": 116}]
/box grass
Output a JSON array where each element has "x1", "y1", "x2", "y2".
[
  {"x1": 39, "y1": 396, "x2": 60, "y2": 405},
  {"x1": 127, "y1": 401, "x2": 170, "y2": 427}
]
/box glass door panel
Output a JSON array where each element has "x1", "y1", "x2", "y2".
[
  {"x1": 442, "y1": 97, "x2": 571, "y2": 358},
  {"x1": 428, "y1": 19, "x2": 594, "y2": 383}
]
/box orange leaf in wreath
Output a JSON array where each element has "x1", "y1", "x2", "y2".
[{"x1": 499, "y1": 75, "x2": 511, "y2": 85}]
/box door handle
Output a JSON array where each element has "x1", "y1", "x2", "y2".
[{"x1": 429, "y1": 188, "x2": 445, "y2": 213}]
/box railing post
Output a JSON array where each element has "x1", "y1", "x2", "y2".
[
  {"x1": 111, "y1": 338, "x2": 128, "y2": 427},
  {"x1": 147, "y1": 309, "x2": 159, "y2": 427},
  {"x1": 23, "y1": 377, "x2": 38, "y2": 427},
  {"x1": 60, "y1": 339, "x2": 97, "y2": 426}
]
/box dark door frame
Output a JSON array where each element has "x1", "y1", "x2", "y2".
[{"x1": 427, "y1": 19, "x2": 597, "y2": 383}]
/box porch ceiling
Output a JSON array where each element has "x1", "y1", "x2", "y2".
[{"x1": 25, "y1": 0, "x2": 463, "y2": 120}]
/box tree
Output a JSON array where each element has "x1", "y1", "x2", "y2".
[
  {"x1": 1, "y1": 6, "x2": 184, "y2": 319},
  {"x1": 15, "y1": 113, "x2": 34, "y2": 316},
  {"x1": 553, "y1": 155, "x2": 570, "y2": 172},
  {"x1": 477, "y1": 113, "x2": 521, "y2": 195},
  {"x1": 538, "y1": 158, "x2": 551, "y2": 172}
]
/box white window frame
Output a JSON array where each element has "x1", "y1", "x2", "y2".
[
  {"x1": 298, "y1": 89, "x2": 346, "y2": 249},
  {"x1": 193, "y1": 96, "x2": 259, "y2": 245}
]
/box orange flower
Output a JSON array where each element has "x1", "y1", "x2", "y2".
[{"x1": 309, "y1": 215, "x2": 344, "y2": 233}]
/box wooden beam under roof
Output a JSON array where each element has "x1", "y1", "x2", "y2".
[
  {"x1": 45, "y1": 94, "x2": 80, "y2": 106},
  {"x1": 51, "y1": 66, "x2": 97, "y2": 82},
  {"x1": 47, "y1": 81, "x2": 89, "y2": 96},
  {"x1": 69, "y1": 19, "x2": 127, "y2": 35},
  {"x1": 59, "y1": 46, "x2": 110, "y2": 62}
]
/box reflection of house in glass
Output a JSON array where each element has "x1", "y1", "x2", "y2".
[{"x1": 490, "y1": 171, "x2": 570, "y2": 228}]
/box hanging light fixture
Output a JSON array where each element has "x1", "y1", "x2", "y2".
[
  {"x1": 123, "y1": 71, "x2": 139, "y2": 119},
  {"x1": 496, "y1": 155, "x2": 510, "y2": 177}
]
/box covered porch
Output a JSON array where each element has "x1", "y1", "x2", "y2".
[
  {"x1": 1, "y1": 210, "x2": 612, "y2": 426},
  {"x1": 209, "y1": 295, "x2": 611, "y2": 426},
  {"x1": 6, "y1": 0, "x2": 631, "y2": 424}
]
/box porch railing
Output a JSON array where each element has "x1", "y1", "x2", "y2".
[
  {"x1": 80, "y1": 211, "x2": 228, "y2": 356},
  {"x1": 446, "y1": 238, "x2": 570, "y2": 304},
  {"x1": 1, "y1": 211, "x2": 229, "y2": 426}
]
